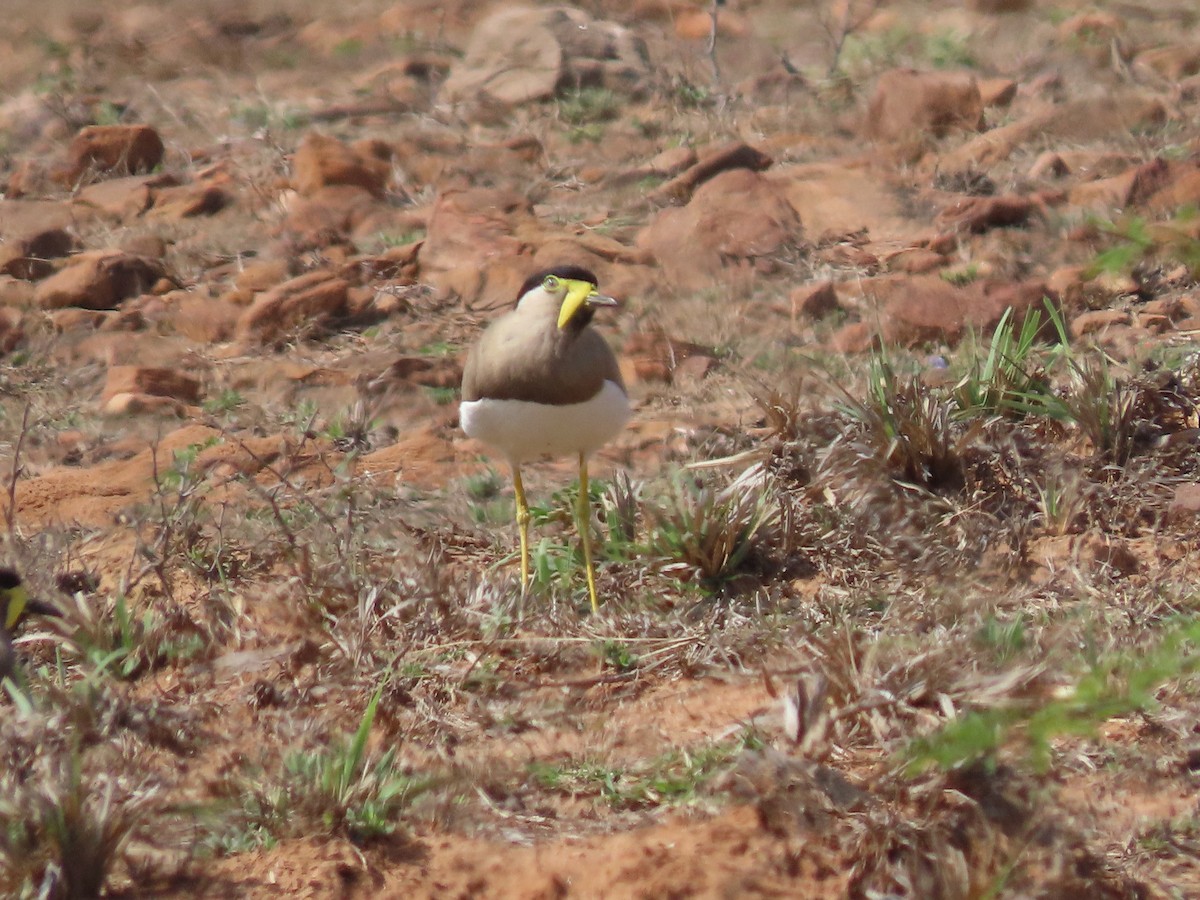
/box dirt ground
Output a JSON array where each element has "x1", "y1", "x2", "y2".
[{"x1": 3, "y1": 0, "x2": 1200, "y2": 897}]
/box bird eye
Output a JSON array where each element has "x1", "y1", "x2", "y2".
[{"x1": 543, "y1": 275, "x2": 560, "y2": 291}]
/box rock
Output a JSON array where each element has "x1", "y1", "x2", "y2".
[
  {"x1": 623, "y1": 330, "x2": 716, "y2": 384},
  {"x1": 978, "y1": 78, "x2": 1017, "y2": 108},
  {"x1": 857, "y1": 275, "x2": 1053, "y2": 346},
  {"x1": 864, "y1": 69, "x2": 983, "y2": 143},
  {"x1": 884, "y1": 248, "x2": 946, "y2": 274},
  {"x1": 1070, "y1": 309, "x2": 1130, "y2": 337},
  {"x1": 1167, "y1": 483, "x2": 1200, "y2": 524},
  {"x1": 59, "y1": 124, "x2": 165, "y2": 185},
  {"x1": 1029, "y1": 152, "x2": 1069, "y2": 180},
  {"x1": 1056, "y1": 12, "x2": 1124, "y2": 43},
  {"x1": 638, "y1": 168, "x2": 802, "y2": 291},
  {"x1": 649, "y1": 147, "x2": 698, "y2": 177},
  {"x1": 277, "y1": 184, "x2": 384, "y2": 251},
  {"x1": 790, "y1": 281, "x2": 840, "y2": 319},
  {"x1": 940, "y1": 93, "x2": 1166, "y2": 175},
  {"x1": 234, "y1": 271, "x2": 350, "y2": 344},
  {"x1": 0, "y1": 200, "x2": 77, "y2": 243},
  {"x1": 674, "y1": 7, "x2": 749, "y2": 39},
  {"x1": 102, "y1": 365, "x2": 203, "y2": 405},
  {"x1": 441, "y1": 6, "x2": 650, "y2": 108},
  {"x1": 49, "y1": 309, "x2": 106, "y2": 333},
  {"x1": 102, "y1": 392, "x2": 189, "y2": 417},
  {"x1": 648, "y1": 142, "x2": 773, "y2": 205},
  {"x1": 171, "y1": 294, "x2": 240, "y2": 342},
  {"x1": 829, "y1": 321, "x2": 876, "y2": 354},
  {"x1": 73, "y1": 174, "x2": 164, "y2": 222},
  {"x1": 375, "y1": 356, "x2": 462, "y2": 390},
  {"x1": 936, "y1": 194, "x2": 1039, "y2": 233},
  {"x1": 1142, "y1": 165, "x2": 1200, "y2": 213},
  {"x1": 968, "y1": 0, "x2": 1032, "y2": 12},
  {"x1": 776, "y1": 162, "x2": 911, "y2": 244},
  {"x1": 34, "y1": 251, "x2": 167, "y2": 311},
  {"x1": 1075, "y1": 533, "x2": 1139, "y2": 577},
  {"x1": 148, "y1": 182, "x2": 230, "y2": 219},
  {"x1": 235, "y1": 259, "x2": 290, "y2": 294},
  {"x1": 1133, "y1": 45, "x2": 1200, "y2": 82},
  {"x1": 0, "y1": 227, "x2": 78, "y2": 280},
  {"x1": 418, "y1": 187, "x2": 536, "y2": 278},
  {"x1": 0, "y1": 307, "x2": 25, "y2": 355},
  {"x1": 293, "y1": 132, "x2": 393, "y2": 198}
]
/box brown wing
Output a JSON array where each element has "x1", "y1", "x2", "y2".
[{"x1": 462, "y1": 315, "x2": 623, "y2": 406}]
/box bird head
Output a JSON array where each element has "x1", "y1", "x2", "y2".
[
  {"x1": 515, "y1": 265, "x2": 618, "y2": 332},
  {"x1": 1, "y1": 568, "x2": 59, "y2": 634}
]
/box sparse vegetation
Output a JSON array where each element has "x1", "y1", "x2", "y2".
[{"x1": 2, "y1": 0, "x2": 1200, "y2": 894}]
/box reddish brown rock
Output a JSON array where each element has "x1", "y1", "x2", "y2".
[
  {"x1": 149, "y1": 183, "x2": 230, "y2": 219},
  {"x1": 978, "y1": 78, "x2": 1018, "y2": 108},
  {"x1": 292, "y1": 132, "x2": 393, "y2": 198},
  {"x1": 940, "y1": 94, "x2": 1165, "y2": 175},
  {"x1": 790, "y1": 281, "x2": 840, "y2": 319},
  {"x1": 1056, "y1": 12, "x2": 1124, "y2": 43},
  {"x1": 1029, "y1": 152, "x2": 1069, "y2": 180},
  {"x1": 73, "y1": 175, "x2": 163, "y2": 222},
  {"x1": 102, "y1": 393, "x2": 189, "y2": 417},
  {"x1": 49, "y1": 309, "x2": 107, "y2": 334},
  {"x1": 1167, "y1": 483, "x2": 1200, "y2": 525},
  {"x1": 775, "y1": 162, "x2": 912, "y2": 244},
  {"x1": 234, "y1": 271, "x2": 350, "y2": 344},
  {"x1": 102, "y1": 365, "x2": 203, "y2": 405},
  {"x1": 864, "y1": 69, "x2": 983, "y2": 143},
  {"x1": 34, "y1": 251, "x2": 167, "y2": 311},
  {"x1": 937, "y1": 194, "x2": 1038, "y2": 233},
  {"x1": 829, "y1": 321, "x2": 876, "y2": 354},
  {"x1": 376, "y1": 356, "x2": 462, "y2": 390},
  {"x1": 1070, "y1": 309, "x2": 1131, "y2": 337},
  {"x1": 59, "y1": 124, "x2": 165, "y2": 185},
  {"x1": 278, "y1": 185, "x2": 383, "y2": 251},
  {"x1": 0, "y1": 227, "x2": 78, "y2": 280},
  {"x1": 638, "y1": 169, "x2": 802, "y2": 291},
  {"x1": 623, "y1": 331, "x2": 716, "y2": 385},
  {"x1": 171, "y1": 294, "x2": 240, "y2": 343},
  {"x1": 0, "y1": 307, "x2": 25, "y2": 355},
  {"x1": 442, "y1": 7, "x2": 650, "y2": 108},
  {"x1": 859, "y1": 275, "x2": 1054, "y2": 346},
  {"x1": 674, "y1": 7, "x2": 749, "y2": 39},
  {"x1": 235, "y1": 259, "x2": 291, "y2": 295},
  {"x1": 885, "y1": 248, "x2": 946, "y2": 274},
  {"x1": 418, "y1": 187, "x2": 536, "y2": 278},
  {"x1": 968, "y1": 0, "x2": 1032, "y2": 10},
  {"x1": 649, "y1": 142, "x2": 773, "y2": 206},
  {"x1": 649, "y1": 147, "x2": 698, "y2": 178},
  {"x1": 1134, "y1": 45, "x2": 1200, "y2": 82}
]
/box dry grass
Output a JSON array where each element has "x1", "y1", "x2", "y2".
[{"x1": 2, "y1": 0, "x2": 1200, "y2": 894}]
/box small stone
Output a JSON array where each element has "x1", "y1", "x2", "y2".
[
  {"x1": 34, "y1": 251, "x2": 167, "y2": 311},
  {"x1": 790, "y1": 281, "x2": 839, "y2": 319},
  {"x1": 1167, "y1": 483, "x2": 1200, "y2": 524},
  {"x1": 60, "y1": 124, "x2": 165, "y2": 185},
  {"x1": 864, "y1": 69, "x2": 983, "y2": 143},
  {"x1": 102, "y1": 366, "x2": 203, "y2": 405}
]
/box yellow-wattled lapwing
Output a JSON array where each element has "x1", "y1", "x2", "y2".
[
  {"x1": 0, "y1": 568, "x2": 59, "y2": 684},
  {"x1": 460, "y1": 265, "x2": 631, "y2": 612}
]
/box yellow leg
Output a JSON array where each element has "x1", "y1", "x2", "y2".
[
  {"x1": 513, "y1": 463, "x2": 530, "y2": 593},
  {"x1": 577, "y1": 452, "x2": 600, "y2": 614}
]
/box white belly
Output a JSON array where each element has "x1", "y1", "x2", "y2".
[{"x1": 460, "y1": 380, "x2": 631, "y2": 464}]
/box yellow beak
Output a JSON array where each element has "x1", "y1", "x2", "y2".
[
  {"x1": 557, "y1": 280, "x2": 618, "y2": 330},
  {"x1": 4, "y1": 584, "x2": 29, "y2": 631}
]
